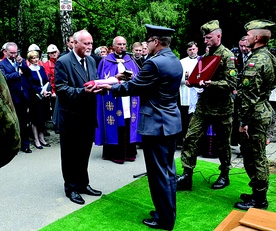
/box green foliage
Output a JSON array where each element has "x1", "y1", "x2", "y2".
[{"x1": 0, "y1": 0, "x2": 275, "y2": 58}]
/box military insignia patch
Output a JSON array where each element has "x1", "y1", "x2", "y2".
[
  {"x1": 229, "y1": 69, "x2": 236, "y2": 76},
  {"x1": 243, "y1": 78, "x2": 250, "y2": 86}
]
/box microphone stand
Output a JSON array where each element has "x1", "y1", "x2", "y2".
[{"x1": 133, "y1": 172, "x2": 147, "y2": 178}]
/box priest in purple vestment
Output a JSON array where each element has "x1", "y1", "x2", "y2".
[{"x1": 95, "y1": 36, "x2": 141, "y2": 164}]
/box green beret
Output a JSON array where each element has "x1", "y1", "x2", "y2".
[
  {"x1": 200, "y1": 20, "x2": 220, "y2": 36},
  {"x1": 244, "y1": 19, "x2": 275, "y2": 31},
  {"x1": 145, "y1": 24, "x2": 175, "y2": 39}
]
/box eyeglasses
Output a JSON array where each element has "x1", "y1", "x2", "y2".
[
  {"x1": 7, "y1": 51, "x2": 18, "y2": 55},
  {"x1": 146, "y1": 39, "x2": 155, "y2": 44},
  {"x1": 49, "y1": 51, "x2": 57, "y2": 54}
]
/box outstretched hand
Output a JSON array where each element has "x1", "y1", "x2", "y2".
[
  {"x1": 96, "y1": 84, "x2": 112, "y2": 91},
  {"x1": 84, "y1": 82, "x2": 99, "y2": 93}
]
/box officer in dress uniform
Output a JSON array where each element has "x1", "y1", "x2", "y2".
[
  {"x1": 97, "y1": 24, "x2": 183, "y2": 230},
  {"x1": 234, "y1": 19, "x2": 276, "y2": 210}
]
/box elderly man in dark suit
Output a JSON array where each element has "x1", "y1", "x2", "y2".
[
  {"x1": 0, "y1": 42, "x2": 32, "y2": 153},
  {"x1": 54, "y1": 29, "x2": 102, "y2": 205},
  {"x1": 97, "y1": 24, "x2": 183, "y2": 230}
]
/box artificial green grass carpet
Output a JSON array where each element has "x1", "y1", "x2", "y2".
[{"x1": 40, "y1": 160, "x2": 276, "y2": 231}]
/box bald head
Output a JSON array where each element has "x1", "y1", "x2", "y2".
[
  {"x1": 113, "y1": 36, "x2": 127, "y2": 54},
  {"x1": 73, "y1": 30, "x2": 93, "y2": 58}
]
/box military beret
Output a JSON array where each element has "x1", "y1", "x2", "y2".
[
  {"x1": 200, "y1": 20, "x2": 220, "y2": 36},
  {"x1": 145, "y1": 24, "x2": 175, "y2": 39},
  {"x1": 244, "y1": 19, "x2": 275, "y2": 31}
]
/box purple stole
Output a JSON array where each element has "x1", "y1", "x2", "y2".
[{"x1": 95, "y1": 53, "x2": 141, "y2": 145}]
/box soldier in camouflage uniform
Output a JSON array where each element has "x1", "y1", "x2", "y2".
[
  {"x1": 177, "y1": 20, "x2": 237, "y2": 191},
  {"x1": 234, "y1": 19, "x2": 276, "y2": 210},
  {"x1": 0, "y1": 70, "x2": 20, "y2": 168}
]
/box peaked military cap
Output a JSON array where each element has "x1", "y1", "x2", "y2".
[
  {"x1": 200, "y1": 20, "x2": 220, "y2": 36},
  {"x1": 145, "y1": 24, "x2": 175, "y2": 39},
  {"x1": 244, "y1": 19, "x2": 275, "y2": 31}
]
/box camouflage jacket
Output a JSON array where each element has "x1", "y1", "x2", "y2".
[
  {"x1": 195, "y1": 44, "x2": 237, "y2": 116},
  {"x1": 238, "y1": 46, "x2": 276, "y2": 125},
  {"x1": 0, "y1": 70, "x2": 20, "y2": 160}
]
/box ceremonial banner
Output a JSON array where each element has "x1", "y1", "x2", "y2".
[{"x1": 188, "y1": 56, "x2": 221, "y2": 86}]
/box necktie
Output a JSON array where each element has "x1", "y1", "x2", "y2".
[
  {"x1": 80, "y1": 58, "x2": 85, "y2": 68},
  {"x1": 12, "y1": 61, "x2": 18, "y2": 71},
  {"x1": 80, "y1": 58, "x2": 88, "y2": 80}
]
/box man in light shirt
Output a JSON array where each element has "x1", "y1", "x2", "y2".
[{"x1": 178, "y1": 41, "x2": 203, "y2": 146}]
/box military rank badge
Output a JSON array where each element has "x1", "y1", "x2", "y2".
[
  {"x1": 243, "y1": 78, "x2": 250, "y2": 86},
  {"x1": 229, "y1": 69, "x2": 236, "y2": 76}
]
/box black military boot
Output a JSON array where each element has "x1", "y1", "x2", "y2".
[
  {"x1": 176, "y1": 168, "x2": 193, "y2": 191},
  {"x1": 234, "y1": 190, "x2": 268, "y2": 210},
  {"x1": 211, "y1": 170, "x2": 230, "y2": 189},
  {"x1": 240, "y1": 193, "x2": 253, "y2": 202}
]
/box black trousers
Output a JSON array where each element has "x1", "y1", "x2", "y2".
[
  {"x1": 60, "y1": 127, "x2": 94, "y2": 192},
  {"x1": 142, "y1": 134, "x2": 178, "y2": 229}
]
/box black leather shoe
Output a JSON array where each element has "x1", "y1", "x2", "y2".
[
  {"x1": 234, "y1": 198, "x2": 268, "y2": 210},
  {"x1": 142, "y1": 218, "x2": 172, "y2": 230},
  {"x1": 21, "y1": 148, "x2": 32, "y2": 153},
  {"x1": 40, "y1": 142, "x2": 51, "y2": 147},
  {"x1": 240, "y1": 193, "x2": 253, "y2": 202},
  {"x1": 80, "y1": 185, "x2": 102, "y2": 196},
  {"x1": 34, "y1": 143, "x2": 43, "y2": 149},
  {"x1": 211, "y1": 176, "x2": 230, "y2": 189},
  {"x1": 176, "y1": 173, "x2": 192, "y2": 191},
  {"x1": 66, "y1": 191, "x2": 85, "y2": 205}
]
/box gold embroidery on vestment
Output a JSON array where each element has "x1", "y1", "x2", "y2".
[
  {"x1": 107, "y1": 115, "x2": 115, "y2": 125},
  {"x1": 131, "y1": 113, "x2": 136, "y2": 122},
  {"x1": 106, "y1": 101, "x2": 114, "y2": 111},
  {"x1": 116, "y1": 110, "x2": 122, "y2": 117}
]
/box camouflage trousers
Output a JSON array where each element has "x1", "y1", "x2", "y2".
[
  {"x1": 240, "y1": 117, "x2": 271, "y2": 191},
  {"x1": 181, "y1": 113, "x2": 232, "y2": 171}
]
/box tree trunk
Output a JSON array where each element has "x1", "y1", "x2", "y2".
[{"x1": 60, "y1": 11, "x2": 73, "y2": 52}]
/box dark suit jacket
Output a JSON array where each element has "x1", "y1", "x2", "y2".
[
  {"x1": 112, "y1": 47, "x2": 183, "y2": 136},
  {"x1": 91, "y1": 54, "x2": 102, "y2": 68},
  {"x1": 0, "y1": 58, "x2": 31, "y2": 104},
  {"x1": 54, "y1": 51, "x2": 98, "y2": 132},
  {"x1": 59, "y1": 48, "x2": 70, "y2": 58}
]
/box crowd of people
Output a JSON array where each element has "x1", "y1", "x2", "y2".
[{"x1": 0, "y1": 18, "x2": 276, "y2": 230}]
